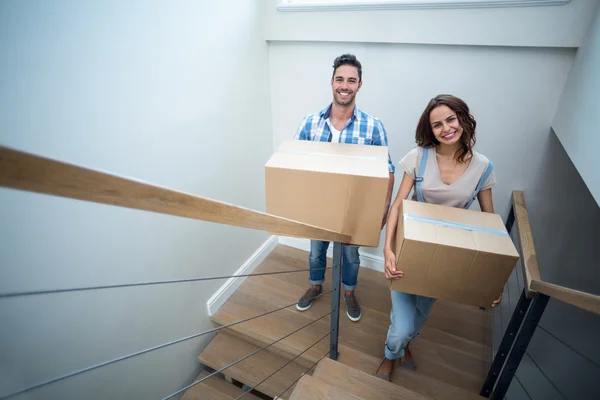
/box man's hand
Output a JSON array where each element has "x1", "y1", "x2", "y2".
[
  {"x1": 384, "y1": 248, "x2": 403, "y2": 280},
  {"x1": 491, "y1": 292, "x2": 502, "y2": 308}
]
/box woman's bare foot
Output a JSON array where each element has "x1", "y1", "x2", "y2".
[{"x1": 373, "y1": 357, "x2": 395, "y2": 381}]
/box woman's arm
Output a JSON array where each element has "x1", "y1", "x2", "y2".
[
  {"x1": 383, "y1": 173, "x2": 414, "y2": 279},
  {"x1": 478, "y1": 188, "x2": 502, "y2": 307},
  {"x1": 477, "y1": 188, "x2": 494, "y2": 213}
]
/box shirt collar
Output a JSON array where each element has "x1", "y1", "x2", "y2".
[{"x1": 319, "y1": 103, "x2": 359, "y2": 121}]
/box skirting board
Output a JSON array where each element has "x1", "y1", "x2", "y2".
[
  {"x1": 206, "y1": 235, "x2": 278, "y2": 316},
  {"x1": 277, "y1": 236, "x2": 385, "y2": 273}
]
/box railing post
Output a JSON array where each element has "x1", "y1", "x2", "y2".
[
  {"x1": 489, "y1": 293, "x2": 550, "y2": 400},
  {"x1": 480, "y1": 289, "x2": 532, "y2": 397},
  {"x1": 329, "y1": 242, "x2": 343, "y2": 360},
  {"x1": 505, "y1": 204, "x2": 515, "y2": 234}
]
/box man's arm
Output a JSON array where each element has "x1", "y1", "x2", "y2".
[
  {"x1": 382, "y1": 172, "x2": 395, "y2": 229},
  {"x1": 294, "y1": 116, "x2": 310, "y2": 140},
  {"x1": 373, "y1": 119, "x2": 396, "y2": 229}
]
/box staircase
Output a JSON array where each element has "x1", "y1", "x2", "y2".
[
  {"x1": 3, "y1": 147, "x2": 598, "y2": 400},
  {"x1": 188, "y1": 244, "x2": 491, "y2": 399}
]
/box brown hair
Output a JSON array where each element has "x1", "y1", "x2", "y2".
[{"x1": 415, "y1": 94, "x2": 476, "y2": 163}]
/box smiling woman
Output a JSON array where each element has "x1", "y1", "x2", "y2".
[{"x1": 373, "y1": 93, "x2": 500, "y2": 381}]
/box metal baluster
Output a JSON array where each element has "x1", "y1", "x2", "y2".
[{"x1": 330, "y1": 242, "x2": 343, "y2": 360}]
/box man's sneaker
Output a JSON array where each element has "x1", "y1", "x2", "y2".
[
  {"x1": 344, "y1": 292, "x2": 362, "y2": 322},
  {"x1": 296, "y1": 286, "x2": 323, "y2": 311}
]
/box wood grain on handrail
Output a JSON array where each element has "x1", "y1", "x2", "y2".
[
  {"x1": 0, "y1": 146, "x2": 351, "y2": 243},
  {"x1": 531, "y1": 280, "x2": 600, "y2": 315},
  {"x1": 512, "y1": 191, "x2": 542, "y2": 298}
]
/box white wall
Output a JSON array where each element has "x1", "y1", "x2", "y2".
[
  {"x1": 269, "y1": 41, "x2": 574, "y2": 257},
  {"x1": 265, "y1": 0, "x2": 599, "y2": 48},
  {"x1": 552, "y1": 5, "x2": 600, "y2": 206},
  {"x1": 0, "y1": 1, "x2": 272, "y2": 399}
]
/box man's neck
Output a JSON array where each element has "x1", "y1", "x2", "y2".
[{"x1": 330, "y1": 102, "x2": 354, "y2": 123}]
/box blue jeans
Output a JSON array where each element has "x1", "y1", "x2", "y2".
[
  {"x1": 309, "y1": 240, "x2": 360, "y2": 291},
  {"x1": 384, "y1": 291, "x2": 437, "y2": 360}
]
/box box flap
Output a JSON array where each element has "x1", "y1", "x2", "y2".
[
  {"x1": 266, "y1": 140, "x2": 389, "y2": 178},
  {"x1": 402, "y1": 199, "x2": 515, "y2": 256}
]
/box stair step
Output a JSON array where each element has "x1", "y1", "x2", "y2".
[
  {"x1": 313, "y1": 358, "x2": 432, "y2": 400},
  {"x1": 197, "y1": 331, "x2": 310, "y2": 399},
  {"x1": 336, "y1": 349, "x2": 485, "y2": 400},
  {"x1": 212, "y1": 275, "x2": 388, "y2": 369},
  {"x1": 391, "y1": 363, "x2": 486, "y2": 400},
  {"x1": 289, "y1": 375, "x2": 365, "y2": 400},
  {"x1": 181, "y1": 380, "x2": 232, "y2": 400},
  {"x1": 181, "y1": 371, "x2": 262, "y2": 400}
]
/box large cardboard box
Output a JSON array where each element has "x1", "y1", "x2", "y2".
[
  {"x1": 265, "y1": 140, "x2": 390, "y2": 247},
  {"x1": 390, "y1": 200, "x2": 519, "y2": 307}
]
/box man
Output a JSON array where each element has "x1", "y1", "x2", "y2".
[{"x1": 293, "y1": 54, "x2": 395, "y2": 322}]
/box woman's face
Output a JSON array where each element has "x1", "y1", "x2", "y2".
[{"x1": 429, "y1": 105, "x2": 463, "y2": 146}]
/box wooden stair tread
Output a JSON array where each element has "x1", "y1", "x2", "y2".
[
  {"x1": 337, "y1": 341, "x2": 486, "y2": 400},
  {"x1": 313, "y1": 358, "x2": 432, "y2": 400},
  {"x1": 197, "y1": 331, "x2": 309, "y2": 399},
  {"x1": 212, "y1": 276, "x2": 388, "y2": 368},
  {"x1": 181, "y1": 381, "x2": 233, "y2": 400},
  {"x1": 184, "y1": 371, "x2": 261, "y2": 400},
  {"x1": 289, "y1": 375, "x2": 365, "y2": 400}
]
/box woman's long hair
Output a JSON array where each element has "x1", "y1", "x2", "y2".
[{"x1": 415, "y1": 94, "x2": 476, "y2": 163}]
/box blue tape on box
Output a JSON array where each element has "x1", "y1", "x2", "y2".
[{"x1": 404, "y1": 213, "x2": 509, "y2": 237}]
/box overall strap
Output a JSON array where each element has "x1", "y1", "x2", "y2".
[
  {"x1": 465, "y1": 161, "x2": 494, "y2": 209},
  {"x1": 415, "y1": 147, "x2": 429, "y2": 203}
]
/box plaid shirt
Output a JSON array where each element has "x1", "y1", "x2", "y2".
[{"x1": 293, "y1": 103, "x2": 395, "y2": 173}]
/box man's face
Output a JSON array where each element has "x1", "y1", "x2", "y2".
[{"x1": 331, "y1": 65, "x2": 361, "y2": 107}]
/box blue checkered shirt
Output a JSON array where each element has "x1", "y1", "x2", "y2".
[{"x1": 293, "y1": 104, "x2": 395, "y2": 173}]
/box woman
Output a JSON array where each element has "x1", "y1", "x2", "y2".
[{"x1": 374, "y1": 94, "x2": 502, "y2": 381}]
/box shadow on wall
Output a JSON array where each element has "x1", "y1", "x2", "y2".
[
  {"x1": 499, "y1": 128, "x2": 600, "y2": 400},
  {"x1": 524, "y1": 128, "x2": 600, "y2": 294}
]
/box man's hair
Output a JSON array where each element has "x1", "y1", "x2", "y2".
[{"x1": 332, "y1": 54, "x2": 362, "y2": 82}]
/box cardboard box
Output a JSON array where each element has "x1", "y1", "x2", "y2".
[
  {"x1": 265, "y1": 140, "x2": 390, "y2": 247},
  {"x1": 390, "y1": 200, "x2": 519, "y2": 307}
]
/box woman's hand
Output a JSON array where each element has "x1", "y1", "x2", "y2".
[
  {"x1": 491, "y1": 292, "x2": 502, "y2": 308},
  {"x1": 384, "y1": 248, "x2": 404, "y2": 280}
]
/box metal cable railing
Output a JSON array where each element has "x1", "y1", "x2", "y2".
[
  {"x1": 1, "y1": 146, "x2": 348, "y2": 400},
  {"x1": 0, "y1": 267, "x2": 331, "y2": 298},
  {"x1": 276, "y1": 350, "x2": 331, "y2": 399},
  {"x1": 232, "y1": 332, "x2": 331, "y2": 400},
  {"x1": 1, "y1": 287, "x2": 334, "y2": 400},
  {"x1": 162, "y1": 313, "x2": 332, "y2": 400}
]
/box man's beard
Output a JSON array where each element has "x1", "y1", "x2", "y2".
[{"x1": 334, "y1": 92, "x2": 354, "y2": 106}]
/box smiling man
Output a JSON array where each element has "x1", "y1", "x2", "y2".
[{"x1": 293, "y1": 54, "x2": 395, "y2": 322}]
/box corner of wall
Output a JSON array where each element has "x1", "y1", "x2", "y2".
[{"x1": 206, "y1": 236, "x2": 278, "y2": 316}]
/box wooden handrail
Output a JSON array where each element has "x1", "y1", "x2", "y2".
[
  {"x1": 512, "y1": 191, "x2": 542, "y2": 298},
  {"x1": 531, "y1": 280, "x2": 600, "y2": 315},
  {"x1": 0, "y1": 146, "x2": 351, "y2": 243},
  {"x1": 512, "y1": 191, "x2": 600, "y2": 315}
]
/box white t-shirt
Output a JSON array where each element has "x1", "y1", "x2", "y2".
[
  {"x1": 399, "y1": 146, "x2": 496, "y2": 209},
  {"x1": 326, "y1": 119, "x2": 342, "y2": 143}
]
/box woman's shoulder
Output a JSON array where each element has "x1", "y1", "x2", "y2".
[
  {"x1": 406, "y1": 146, "x2": 421, "y2": 157},
  {"x1": 473, "y1": 150, "x2": 493, "y2": 166},
  {"x1": 471, "y1": 150, "x2": 497, "y2": 189},
  {"x1": 398, "y1": 146, "x2": 424, "y2": 179}
]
